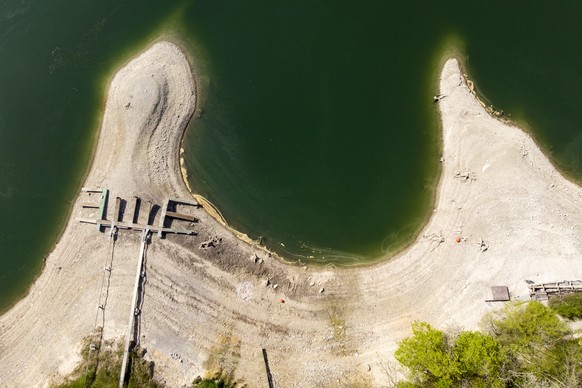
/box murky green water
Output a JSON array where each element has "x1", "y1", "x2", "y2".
[
  {"x1": 1, "y1": 1, "x2": 581, "y2": 310},
  {"x1": 182, "y1": 1, "x2": 582, "y2": 263}
]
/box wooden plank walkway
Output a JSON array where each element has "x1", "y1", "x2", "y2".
[
  {"x1": 114, "y1": 197, "x2": 122, "y2": 222},
  {"x1": 77, "y1": 218, "x2": 196, "y2": 236},
  {"x1": 529, "y1": 280, "x2": 582, "y2": 301},
  {"x1": 98, "y1": 189, "x2": 109, "y2": 231},
  {"x1": 170, "y1": 197, "x2": 199, "y2": 207},
  {"x1": 119, "y1": 229, "x2": 149, "y2": 388},
  {"x1": 157, "y1": 198, "x2": 198, "y2": 238},
  {"x1": 129, "y1": 196, "x2": 139, "y2": 224},
  {"x1": 165, "y1": 211, "x2": 197, "y2": 222},
  {"x1": 157, "y1": 199, "x2": 169, "y2": 238},
  {"x1": 81, "y1": 187, "x2": 104, "y2": 193}
]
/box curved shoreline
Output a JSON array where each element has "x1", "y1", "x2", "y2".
[{"x1": 1, "y1": 42, "x2": 582, "y2": 387}]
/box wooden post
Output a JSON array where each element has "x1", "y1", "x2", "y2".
[{"x1": 262, "y1": 348, "x2": 274, "y2": 388}]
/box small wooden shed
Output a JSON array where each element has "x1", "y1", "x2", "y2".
[{"x1": 490, "y1": 286, "x2": 510, "y2": 302}]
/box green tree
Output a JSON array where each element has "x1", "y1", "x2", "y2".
[
  {"x1": 482, "y1": 301, "x2": 570, "y2": 380},
  {"x1": 395, "y1": 322, "x2": 507, "y2": 387},
  {"x1": 454, "y1": 331, "x2": 505, "y2": 387},
  {"x1": 395, "y1": 302, "x2": 582, "y2": 387},
  {"x1": 394, "y1": 322, "x2": 458, "y2": 387},
  {"x1": 482, "y1": 301, "x2": 582, "y2": 385}
]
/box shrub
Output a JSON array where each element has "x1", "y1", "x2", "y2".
[
  {"x1": 192, "y1": 372, "x2": 235, "y2": 388},
  {"x1": 482, "y1": 301, "x2": 571, "y2": 380},
  {"x1": 55, "y1": 338, "x2": 161, "y2": 388},
  {"x1": 549, "y1": 293, "x2": 582, "y2": 320},
  {"x1": 394, "y1": 322, "x2": 458, "y2": 387}
]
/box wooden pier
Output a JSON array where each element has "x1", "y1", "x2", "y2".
[
  {"x1": 157, "y1": 199, "x2": 169, "y2": 238},
  {"x1": 77, "y1": 218, "x2": 197, "y2": 236},
  {"x1": 77, "y1": 189, "x2": 201, "y2": 387},
  {"x1": 98, "y1": 189, "x2": 109, "y2": 231},
  {"x1": 170, "y1": 197, "x2": 199, "y2": 207},
  {"x1": 80, "y1": 187, "x2": 109, "y2": 231},
  {"x1": 78, "y1": 189, "x2": 199, "y2": 238},
  {"x1": 81, "y1": 187, "x2": 104, "y2": 193},
  {"x1": 119, "y1": 229, "x2": 149, "y2": 388},
  {"x1": 528, "y1": 280, "x2": 582, "y2": 301},
  {"x1": 165, "y1": 211, "x2": 197, "y2": 222},
  {"x1": 128, "y1": 196, "x2": 139, "y2": 224},
  {"x1": 156, "y1": 198, "x2": 199, "y2": 238}
]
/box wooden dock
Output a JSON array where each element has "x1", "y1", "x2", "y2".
[
  {"x1": 528, "y1": 280, "x2": 582, "y2": 301},
  {"x1": 128, "y1": 196, "x2": 139, "y2": 224},
  {"x1": 165, "y1": 211, "x2": 197, "y2": 222},
  {"x1": 156, "y1": 198, "x2": 199, "y2": 238},
  {"x1": 77, "y1": 189, "x2": 199, "y2": 387},
  {"x1": 77, "y1": 218, "x2": 197, "y2": 236},
  {"x1": 98, "y1": 189, "x2": 109, "y2": 231},
  {"x1": 157, "y1": 199, "x2": 169, "y2": 238},
  {"x1": 119, "y1": 229, "x2": 149, "y2": 388},
  {"x1": 81, "y1": 187, "x2": 104, "y2": 193},
  {"x1": 170, "y1": 197, "x2": 199, "y2": 207},
  {"x1": 78, "y1": 190, "x2": 199, "y2": 238},
  {"x1": 80, "y1": 187, "x2": 109, "y2": 231}
]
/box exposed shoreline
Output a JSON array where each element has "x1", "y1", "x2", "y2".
[{"x1": 1, "y1": 41, "x2": 582, "y2": 387}]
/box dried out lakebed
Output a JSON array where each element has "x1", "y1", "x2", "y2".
[{"x1": 1, "y1": 41, "x2": 581, "y2": 387}]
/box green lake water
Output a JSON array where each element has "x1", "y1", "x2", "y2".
[{"x1": 1, "y1": 1, "x2": 581, "y2": 310}]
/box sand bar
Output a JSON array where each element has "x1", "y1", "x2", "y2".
[{"x1": 1, "y1": 42, "x2": 581, "y2": 387}]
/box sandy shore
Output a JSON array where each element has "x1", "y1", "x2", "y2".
[{"x1": 1, "y1": 42, "x2": 582, "y2": 387}]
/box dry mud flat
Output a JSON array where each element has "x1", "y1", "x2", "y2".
[{"x1": 1, "y1": 42, "x2": 581, "y2": 387}]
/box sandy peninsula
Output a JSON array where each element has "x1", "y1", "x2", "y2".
[{"x1": 1, "y1": 41, "x2": 581, "y2": 387}]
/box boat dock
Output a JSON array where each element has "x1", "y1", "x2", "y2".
[
  {"x1": 156, "y1": 198, "x2": 200, "y2": 238},
  {"x1": 78, "y1": 218, "x2": 196, "y2": 236},
  {"x1": 77, "y1": 189, "x2": 199, "y2": 238},
  {"x1": 77, "y1": 188, "x2": 200, "y2": 387},
  {"x1": 79, "y1": 188, "x2": 109, "y2": 231}
]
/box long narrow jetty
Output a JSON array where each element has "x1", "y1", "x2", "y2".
[{"x1": 119, "y1": 229, "x2": 149, "y2": 388}]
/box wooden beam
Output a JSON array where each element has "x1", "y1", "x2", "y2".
[{"x1": 165, "y1": 211, "x2": 197, "y2": 222}]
